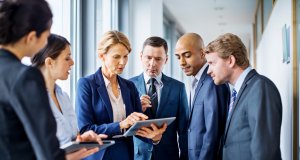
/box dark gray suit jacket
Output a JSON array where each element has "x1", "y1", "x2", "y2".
[
  {"x1": 188, "y1": 66, "x2": 230, "y2": 160},
  {"x1": 223, "y1": 69, "x2": 282, "y2": 160},
  {"x1": 130, "y1": 73, "x2": 188, "y2": 160},
  {"x1": 0, "y1": 49, "x2": 65, "y2": 160}
]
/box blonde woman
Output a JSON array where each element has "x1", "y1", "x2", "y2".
[{"x1": 76, "y1": 30, "x2": 151, "y2": 160}]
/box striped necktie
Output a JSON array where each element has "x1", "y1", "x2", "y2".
[{"x1": 227, "y1": 89, "x2": 237, "y2": 120}]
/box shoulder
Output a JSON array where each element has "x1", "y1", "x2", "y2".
[
  {"x1": 119, "y1": 76, "x2": 137, "y2": 88},
  {"x1": 77, "y1": 74, "x2": 95, "y2": 86},
  {"x1": 249, "y1": 72, "x2": 279, "y2": 93},
  {"x1": 129, "y1": 74, "x2": 142, "y2": 83},
  {"x1": 162, "y1": 74, "x2": 184, "y2": 86},
  {"x1": 16, "y1": 65, "x2": 44, "y2": 85}
]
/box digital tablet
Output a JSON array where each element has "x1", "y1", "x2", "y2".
[
  {"x1": 61, "y1": 140, "x2": 115, "y2": 153},
  {"x1": 123, "y1": 117, "x2": 176, "y2": 137}
]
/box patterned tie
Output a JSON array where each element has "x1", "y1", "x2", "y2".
[
  {"x1": 148, "y1": 78, "x2": 158, "y2": 118},
  {"x1": 189, "y1": 77, "x2": 198, "y2": 110},
  {"x1": 227, "y1": 89, "x2": 237, "y2": 120}
]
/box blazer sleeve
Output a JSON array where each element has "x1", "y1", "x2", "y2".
[
  {"x1": 178, "y1": 83, "x2": 188, "y2": 160},
  {"x1": 199, "y1": 81, "x2": 228, "y2": 160},
  {"x1": 76, "y1": 78, "x2": 122, "y2": 136},
  {"x1": 248, "y1": 80, "x2": 282, "y2": 160},
  {"x1": 11, "y1": 68, "x2": 65, "y2": 160}
]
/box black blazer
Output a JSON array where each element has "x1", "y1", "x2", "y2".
[{"x1": 0, "y1": 49, "x2": 64, "y2": 160}]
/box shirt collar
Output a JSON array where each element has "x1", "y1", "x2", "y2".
[
  {"x1": 193, "y1": 63, "x2": 208, "y2": 82},
  {"x1": 102, "y1": 74, "x2": 120, "y2": 89},
  {"x1": 143, "y1": 72, "x2": 163, "y2": 84},
  {"x1": 232, "y1": 66, "x2": 252, "y2": 94}
]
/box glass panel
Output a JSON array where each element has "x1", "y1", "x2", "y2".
[{"x1": 297, "y1": 0, "x2": 300, "y2": 158}]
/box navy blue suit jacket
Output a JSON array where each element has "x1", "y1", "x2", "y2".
[
  {"x1": 76, "y1": 68, "x2": 142, "y2": 160},
  {"x1": 223, "y1": 70, "x2": 282, "y2": 160},
  {"x1": 130, "y1": 73, "x2": 188, "y2": 160},
  {"x1": 188, "y1": 66, "x2": 230, "y2": 160}
]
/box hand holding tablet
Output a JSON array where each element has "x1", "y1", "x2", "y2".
[
  {"x1": 113, "y1": 117, "x2": 176, "y2": 138},
  {"x1": 61, "y1": 140, "x2": 115, "y2": 154}
]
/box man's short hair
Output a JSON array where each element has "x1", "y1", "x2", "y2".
[
  {"x1": 142, "y1": 36, "x2": 168, "y2": 54},
  {"x1": 205, "y1": 33, "x2": 249, "y2": 68}
]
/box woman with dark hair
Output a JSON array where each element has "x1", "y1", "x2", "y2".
[
  {"x1": 0, "y1": 1, "x2": 98, "y2": 160},
  {"x1": 31, "y1": 33, "x2": 107, "y2": 148}
]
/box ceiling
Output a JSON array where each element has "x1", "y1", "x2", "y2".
[{"x1": 163, "y1": 0, "x2": 258, "y2": 46}]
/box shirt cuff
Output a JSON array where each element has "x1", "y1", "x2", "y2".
[{"x1": 152, "y1": 140, "x2": 160, "y2": 145}]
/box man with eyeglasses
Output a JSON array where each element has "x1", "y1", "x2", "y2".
[
  {"x1": 130, "y1": 36, "x2": 188, "y2": 160},
  {"x1": 175, "y1": 33, "x2": 230, "y2": 160}
]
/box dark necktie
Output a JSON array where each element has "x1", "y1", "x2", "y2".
[{"x1": 148, "y1": 78, "x2": 158, "y2": 118}]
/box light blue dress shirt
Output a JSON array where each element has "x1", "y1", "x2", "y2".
[
  {"x1": 48, "y1": 84, "x2": 78, "y2": 146},
  {"x1": 231, "y1": 66, "x2": 252, "y2": 96}
]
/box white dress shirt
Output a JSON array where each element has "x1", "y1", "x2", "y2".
[
  {"x1": 143, "y1": 72, "x2": 163, "y2": 103},
  {"x1": 103, "y1": 75, "x2": 126, "y2": 122},
  {"x1": 48, "y1": 84, "x2": 78, "y2": 146}
]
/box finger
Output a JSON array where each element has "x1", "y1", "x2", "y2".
[
  {"x1": 98, "y1": 134, "x2": 108, "y2": 139},
  {"x1": 139, "y1": 126, "x2": 153, "y2": 133},
  {"x1": 132, "y1": 112, "x2": 148, "y2": 120},
  {"x1": 76, "y1": 133, "x2": 82, "y2": 142},
  {"x1": 140, "y1": 95, "x2": 150, "y2": 99},
  {"x1": 130, "y1": 114, "x2": 142, "y2": 122},
  {"x1": 135, "y1": 132, "x2": 146, "y2": 137},
  {"x1": 150, "y1": 123, "x2": 159, "y2": 131},
  {"x1": 81, "y1": 147, "x2": 100, "y2": 157},
  {"x1": 141, "y1": 99, "x2": 151, "y2": 106},
  {"x1": 159, "y1": 123, "x2": 168, "y2": 133},
  {"x1": 136, "y1": 130, "x2": 148, "y2": 136}
]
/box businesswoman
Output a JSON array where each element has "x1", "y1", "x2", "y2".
[
  {"x1": 76, "y1": 30, "x2": 148, "y2": 160},
  {"x1": 31, "y1": 34, "x2": 107, "y2": 156},
  {"x1": 0, "y1": 0, "x2": 65, "y2": 159}
]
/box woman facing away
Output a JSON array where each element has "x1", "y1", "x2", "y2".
[
  {"x1": 0, "y1": 0, "x2": 64, "y2": 159},
  {"x1": 31, "y1": 34, "x2": 107, "y2": 158},
  {"x1": 0, "y1": 0, "x2": 103, "y2": 159}
]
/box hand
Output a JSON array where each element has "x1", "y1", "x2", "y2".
[
  {"x1": 76, "y1": 130, "x2": 108, "y2": 145},
  {"x1": 140, "y1": 95, "x2": 152, "y2": 112},
  {"x1": 65, "y1": 147, "x2": 99, "y2": 160},
  {"x1": 120, "y1": 112, "x2": 148, "y2": 129},
  {"x1": 135, "y1": 123, "x2": 167, "y2": 142}
]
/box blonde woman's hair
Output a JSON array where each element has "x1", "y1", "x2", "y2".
[{"x1": 97, "y1": 30, "x2": 131, "y2": 55}]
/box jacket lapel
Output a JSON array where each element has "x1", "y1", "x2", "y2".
[
  {"x1": 189, "y1": 66, "x2": 208, "y2": 120},
  {"x1": 95, "y1": 68, "x2": 114, "y2": 122},
  {"x1": 223, "y1": 69, "x2": 257, "y2": 141},
  {"x1": 156, "y1": 74, "x2": 170, "y2": 117},
  {"x1": 137, "y1": 74, "x2": 147, "y2": 95},
  {"x1": 118, "y1": 76, "x2": 132, "y2": 117}
]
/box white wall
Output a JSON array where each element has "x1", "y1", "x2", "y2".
[
  {"x1": 256, "y1": 0, "x2": 292, "y2": 159},
  {"x1": 48, "y1": 0, "x2": 72, "y2": 95},
  {"x1": 128, "y1": 0, "x2": 164, "y2": 78}
]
